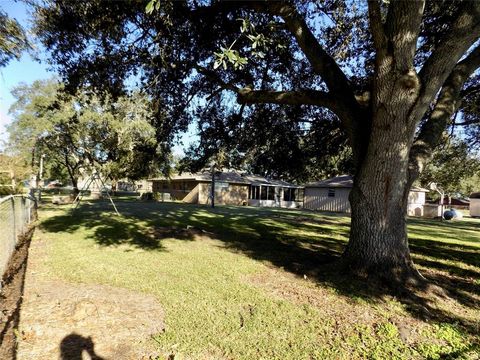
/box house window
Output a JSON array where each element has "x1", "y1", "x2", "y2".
[
  {"x1": 216, "y1": 181, "x2": 229, "y2": 190},
  {"x1": 249, "y1": 185, "x2": 260, "y2": 200},
  {"x1": 260, "y1": 186, "x2": 268, "y2": 200},
  {"x1": 328, "y1": 188, "x2": 335, "y2": 197},
  {"x1": 267, "y1": 186, "x2": 275, "y2": 200},
  {"x1": 284, "y1": 188, "x2": 296, "y2": 201}
]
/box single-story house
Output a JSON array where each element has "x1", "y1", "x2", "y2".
[
  {"x1": 470, "y1": 192, "x2": 480, "y2": 217},
  {"x1": 303, "y1": 175, "x2": 429, "y2": 216},
  {"x1": 150, "y1": 171, "x2": 304, "y2": 208},
  {"x1": 445, "y1": 197, "x2": 470, "y2": 207}
]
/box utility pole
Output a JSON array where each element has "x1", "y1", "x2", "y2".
[
  {"x1": 429, "y1": 182, "x2": 445, "y2": 221},
  {"x1": 211, "y1": 163, "x2": 215, "y2": 208},
  {"x1": 38, "y1": 154, "x2": 46, "y2": 202},
  {"x1": 39, "y1": 154, "x2": 45, "y2": 180}
]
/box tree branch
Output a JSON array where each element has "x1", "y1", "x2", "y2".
[
  {"x1": 460, "y1": 83, "x2": 480, "y2": 97},
  {"x1": 237, "y1": 88, "x2": 338, "y2": 109},
  {"x1": 409, "y1": 44, "x2": 480, "y2": 179},
  {"x1": 193, "y1": 65, "x2": 239, "y2": 93},
  {"x1": 454, "y1": 119, "x2": 479, "y2": 126},
  {"x1": 256, "y1": 2, "x2": 356, "y2": 104},
  {"x1": 196, "y1": 63, "x2": 353, "y2": 123},
  {"x1": 384, "y1": 0, "x2": 425, "y2": 71},
  {"x1": 418, "y1": 1, "x2": 480, "y2": 106},
  {"x1": 191, "y1": 0, "x2": 356, "y2": 100},
  {"x1": 367, "y1": 0, "x2": 386, "y2": 54}
]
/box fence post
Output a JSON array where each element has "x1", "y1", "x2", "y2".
[
  {"x1": 1, "y1": 195, "x2": 37, "y2": 286},
  {"x1": 11, "y1": 196, "x2": 16, "y2": 244},
  {"x1": 28, "y1": 198, "x2": 31, "y2": 223}
]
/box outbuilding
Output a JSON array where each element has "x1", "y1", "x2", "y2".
[
  {"x1": 303, "y1": 175, "x2": 428, "y2": 216},
  {"x1": 470, "y1": 192, "x2": 480, "y2": 217},
  {"x1": 304, "y1": 175, "x2": 352, "y2": 213}
]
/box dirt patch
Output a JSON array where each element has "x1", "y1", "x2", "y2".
[
  {"x1": 247, "y1": 268, "x2": 377, "y2": 322},
  {"x1": 16, "y1": 231, "x2": 165, "y2": 360},
  {"x1": 0, "y1": 227, "x2": 34, "y2": 360},
  {"x1": 246, "y1": 267, "x2": 432, "y2": 347}
]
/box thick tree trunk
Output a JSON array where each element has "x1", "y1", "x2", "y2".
[
  {"x1": 344, "y1": 181, "x2": 414, "y2": 281},
  {"x1": 71, "y1": 177, "x2": 79, "y2": 198},
  {"x1": 342, "y1": 61, "x2": 421, "y2": 282},
  {"x1": 111, "y1": 178, "x2": 118, "y2": 196},
  {"x1": 342, "y1": 109, "x2": 423, "y2": 282}
]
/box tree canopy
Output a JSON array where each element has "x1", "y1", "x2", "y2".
[
  {"x1": 31, "y1": 1, "x2": 480, "y2": 179},
  {"x1": 0, "y1": 9, "x2": 29, "y2": 67},
  {"x1": 7, "y1": 79, "x2": 161, "y2": 190}
]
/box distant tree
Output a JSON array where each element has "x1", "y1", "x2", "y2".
[
  {"x1": 0, "y1": 9, "x2": 29, "y2": 67},
  {"x1": 7, "y1": 79, "x2": 59, "y2": 181},
  {"x1": 420, "y1": 137, "x2": 480, "y2": 197},
  {"x1": 0, "y1": 153, "x2": 30, "y2": 194},
  {"x1": 7, "y1": 79, "x2": 160, "y2": 194},
  {"x1": 33, "y1": 0, "x2": 480, "y2": 282},
  {"x1": 459, "y1": 174, "x2": 480, "y2": 196}
]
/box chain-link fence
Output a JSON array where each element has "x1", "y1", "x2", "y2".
[{"x1": 0, "y1": 195, "x2": 36, "y2": 289}]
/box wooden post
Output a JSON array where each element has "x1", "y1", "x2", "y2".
[{"x1": 211, "y1": 165, "x2": 215, "y2": 208}]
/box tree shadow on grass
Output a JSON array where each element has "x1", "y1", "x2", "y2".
[
  {"x1": 41, "y1": 200, "x2": 480, "y2": 341},
  {"x1": 41, "y1": 203, "x2": 199, "y2": 251}
]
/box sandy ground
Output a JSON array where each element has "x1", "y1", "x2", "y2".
[{"x1": 16, "y1": 233, "x2": 165, "y2": 360}]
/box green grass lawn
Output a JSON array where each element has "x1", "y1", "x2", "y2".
[{"x1": 35, "y1": 199, "x2": 480, "y2": 359}]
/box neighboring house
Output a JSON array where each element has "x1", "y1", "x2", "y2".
[
  {"x1": 446, "y1": 197, "x2": 470, "y2": 207},
  {"x1": 424, "y1": 196, "x2": 470, "y2": 217},
  {"x1": 150, "y1": 171, "x2": 303, "y2": 208},
  {"x1": 428, "y1": 196, "x2": 470, "y2": 208},
  {"x1": 115, "y1": 179, "x2": 151, "y2": 192},
  {"x1": 135, "y1": 179, "x2": 152, "y2": 193},
  {"x1": 303, "y1": 175, "x2": 428, "y2": 216},
  {"x1": 470, "y1": 192, "x2": 480, "y2": 217}
]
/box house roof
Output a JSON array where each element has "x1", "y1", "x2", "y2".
[
  {"x1": 304, "y1": 175, "x2": 354, "y2": 188},
  {"x1": 411, "y1": 186, "x2": 430, "y2": 193},
  {"x1": 243, "y1": 174, "x2": 300, "y2": 187},
  {"x1": 431, "y1": 196, "x2": 470, "y2": 205},
  {"x1": 304, "y1": 175, "x2": 429, "y2": 192},
  {"x1": 150, "y1": 171, "x2": 302, "y2": 188},
  {"x1": 470, "y1": 192, "x2": 480, "y2": 199}
]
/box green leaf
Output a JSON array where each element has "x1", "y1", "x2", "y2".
[{"x1": 145, "y1": 0, "x2": 155, "y2": 14}]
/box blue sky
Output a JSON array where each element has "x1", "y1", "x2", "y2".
[
  {"x1": 0, "y1": 0, "x2": 54, "y2": 146},
  {"x1": 0, "y1": 0, "x2": 195, "y2": 154}
]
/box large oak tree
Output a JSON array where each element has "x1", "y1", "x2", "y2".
[{"x1": 32, "y1": 0, "x2": 480, "y2": 282}]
